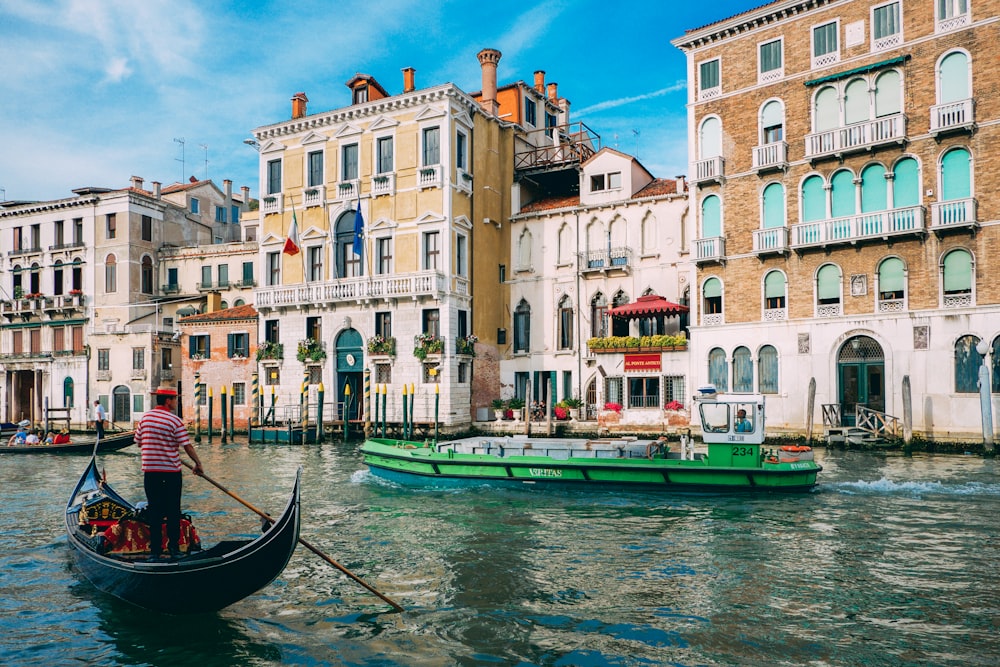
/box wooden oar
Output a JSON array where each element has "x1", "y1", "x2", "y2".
[{"x1": 181, "y1": 460, "x2": 404, "y2": 613}]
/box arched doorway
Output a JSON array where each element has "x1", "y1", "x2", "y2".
[
  {"x1": 837, "y1": 335, "x2": 885, "y2": 425},
  {"x1": 112, "y1": 385, "x2": 131, "y2": 425},
  {"x1": 335, "y1": 328, "x2": 364, "y2": 422}
]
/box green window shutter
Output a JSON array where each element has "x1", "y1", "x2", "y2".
[
  {"x1": 831, "y1": 170, "x2": 856, "y2": 218},
  {"x1": 844, "y1": 78, "x2": 869, "y2": 125},
  {"x1": 764, "y1": 271, "x2": 785, "y2": 298},
  {"x1": 818, "y1": 265, "x2": 840, "y2": 300},
  {"x1": 940, "y1": 52, "x2": 969, "y2": 103},
  {"x1": 879, "y1": 258, "x2": 905, "y2": 293},
  {"x1": 701, "y1": 195, "x2": 721, "y2": 237},
  {"x1": 227, "y1": 333, "x2": 235, "y2": 358},
  {"x1": 758, "y1": 345, "x2": 779, "y2": 394},
  {"x1": 761, "y1": 100, "x2": 782, "y2": 130},
  {"x1": 733, "y1": 347, "x2": 753, "y2": 393},
  {"x1": 189, "y1": 336, "x2": 197, "y2": 357},
  {"x1": 861, "y1": 164, "x2": 887, "y2": 213},
  {"x1": 815, "y1": 86, "x2": 839, "y2": 131},
  {"x1": 703, "y1": 277, "x2": 722, "y2": 298},
  {"x1": 763, "y1": 183, "x2": 785, "y2": 228},
  {"x1": 699, "y1": 60, "x2": 719, "y2": 90},
  {"x1": 893, "y1": 158, "x2": 920, "y2": 207},
  {"x1": 873, "y1": 2, "x2": 899, "y2": 39},
  {"x1": 941, "y1": 148, "x2": 971, "y2": 201},
  {"x1": 943, "y1": 250, "x2": 972, "y2": 293},
  {"x1": 802, "y1": 175, "x2": 826, "y2": 222},
  {"x1": 874, "y1": 70, "x2": 900, "y2": 117},
  {"x1": 760, "y1": 41, "x2": 781, "y2": 72},
  {"x1": 699, "y1": 116, "x2": 721, "y2": 159}
]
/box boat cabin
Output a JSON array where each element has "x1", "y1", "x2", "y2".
[{"x1": 695, "y1": 389, "x2": 767, "y2": 468}]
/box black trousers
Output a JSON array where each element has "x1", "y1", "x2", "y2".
[
  {"x1": 144, "y1": 471, "x2": 182, "y2": 554},
  {"x1": 95, "y1": 419, "x2": 105, "y2": 440}
]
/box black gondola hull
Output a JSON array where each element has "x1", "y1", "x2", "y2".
[
  {"x1": 2, "y1": 431, "x2": 135, "y2": 454},
  {"x1": 65, "y1": 458, "x2": 300, "y2": 614}
]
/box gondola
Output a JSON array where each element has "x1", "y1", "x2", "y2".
[
  {"x1": 1, "y1": 430, "x2": 135, "y2": 454},
  {"x1": 65, "y1": 455, "x2": 301, "y2": 614}
]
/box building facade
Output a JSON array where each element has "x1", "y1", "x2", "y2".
[{"x1": 673, "y1": 0, "x2": 1000, "y2": 440}]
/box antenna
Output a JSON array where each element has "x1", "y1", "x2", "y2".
[
  {"x1": 173, "y1": 137, "x2": 185, "y2": 182},
  {"x1": 199, "y1": 143, "x2": 209, "y2": 180},
  {"x1": 632, "y1": 129, "x2": 640, "y2": 159}
]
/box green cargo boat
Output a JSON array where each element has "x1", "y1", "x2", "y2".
[{"x1": 360, "y1": 393, "x2": 821, "y2": 492}]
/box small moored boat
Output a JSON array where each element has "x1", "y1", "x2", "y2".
[
  {"x1": 2, "y1": 431, "x2": 135, "y2": 455},
  {"x1": 65, "y1": 456, "x2": 301, "y2": 614},
  {"x1": 361, "y1": 393, "x2": 821, "y2": 492}
]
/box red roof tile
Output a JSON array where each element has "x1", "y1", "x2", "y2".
[{"x1": 178, "y1": 304, "x2": 258, "y2": 323}]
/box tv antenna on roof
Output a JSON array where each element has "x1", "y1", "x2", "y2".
[
  {"x1": 199, "y1": 143, "x2": 209, "y2": 180},
  {"x1": 632, "y1": 129, "x2": 640, "y2": 159},
  {"x1": 173, "y1": 138, "x2": 185, "y2": 182}
]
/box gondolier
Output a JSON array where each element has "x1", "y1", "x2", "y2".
[{"x1": 136, "y1": 387, "x2": 204, "y2": 559}]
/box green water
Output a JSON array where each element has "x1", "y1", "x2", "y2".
[{"x1": 1, "y1": 442, "x2": 997, "y2": 666}]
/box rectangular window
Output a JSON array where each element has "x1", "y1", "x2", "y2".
[
  {"x1": 499, "y1": 264, "x2": 506, "y2": 283},
  {"x1": 133, "y1": 395, "x2": 144, "y2": 413},
  {"x1": 98, "y1": 348, "x2": 110, "y2": 371},
  {"x1": 759, "y1": 39, "x2": 782, "y2": 76},
  {"x1": 30, "y1": 223, "x2": 39, "y2": 248},
  {"x1": 524, "y1": 97, "x2": 537, "y2": 126},
  {"x1": 217, "y1": 264, "x2": 229, "y2": 288},
  {"x1": 265, "y1": 368, "x2": 280, "y2": 386},
  {"x1": 663, "y1": 375, "x2": 686, "y2": 404},
  {"x1": 376, "y1": 137, "x2": 393, "y2": 174},
  {"x1": 29, "y1": 328, "x2": 41, "y2": 355},
  {"x1": 12, "y1": 330, "x2": 22, "y2": 355},
  {"x1": 545, "y1": 112, "x2": 557, "y2": 138},
  {"x1": 233, "y1": 382, "x2": 246, "y2": 405},
  {"x1": 54, "y1": 219, "x2": 65, "y2": 246},
  {"x1": 698, "y1": 59, "x2": 720, "y2": 97},
  {"x1": 232, "y1": 205, "x2": 240, "y2": 224},
  {"x1": 267, "y1": 159, "x2": 282, "y2": 194},
  {"x1": 456, "y1": 234, "x2": 467, "y2": 277},
  {"x1": 422, "y1": 127, "x2": 440, "y2": 166},
  {"x1": 242, "y1": 261, "x2": 254, "y2": 285},
  {"x1": 423, "y1": 231, "x2": 440, "y2": 270},
  {"x1": 422, "y1": 309, "x2": 440, "y2": 338},
  {"x1": 267, "y1": 252, "x2": 280, "y2": 286},
  {"x1": 228, "y1": 332, "x2": 249, "y2": 358},
  {"x1": 375, "y1": 312, "x2": 392, "y2": 338},
  {"x1": 308, "y1": 246, "x2": 323, "y2": 281},
  {"x1": 375, "y1": 362, "x2": 391, "y2": 385},
  {"x1": 608, "y1": 172, "x2": 622, "y2": 190},
  {"x1": 342, "y1": 143, "x2": 359, "y2": 180},
  {"x1": 72, "y1": 326, "x2": 84, "y2": 352},
  {"x1": 377, "y1": 237, "x2": 392, "y2": 274},
  {"x1": 306, "y1": 316, "x2": 321, "y2": 343},
  {"x1": 265, "y1": 319, "x2": 280, "y2": 343},
  {"x1": 106, "y1": 213, "x2": 116, "y2": 239},
  {"x1": 558, "y1": 303, "x2": 574, "y2": 350},
  {"x1": 161, "y1": 348, "x2": 172, "y2": 371},
  {"x1": 54, "y1": 326, "x2": 66, "y2": 352},
  {"x1": 458, "y1": 362, "x2": 469, "y2": 383},
  {"x1": 73, "y1": 218, "x2": 83, "y2": 244},
  {"x1": 353, "y1": 84, "x2": 368, "y2": 104},
  {"x1": 132, "y1": 347, "x2": 144, "y2": 370},
  {"x1": 308, "y1": 150, "x2": 323, "y2": 187},
  {"x1": 591, "y1": 174, "x2": 605, "y2": 192},
  {"x1": 873, "y1": 2, "x2": 901, "y2": 47},
  {"x1": 458, "y1": 310, "x2": 468, "y2": 339},
  {"x1": 937, "y1": 0, "x2": 968, "y2": 21},
  {"x1": 201, "y1": 265, "x2": 212, "y2": 288},
  {"x1": 628, "y1": 377, "x2": 660, "y2": 409},
  {"x1": 456, "y1": 131, "x2": 467, "y2": 171},
  {"x1": 189, "y1": 335, "x2": 210, "y2": 359},
  {"x1": 141, "y1": 214, "x2": 152, "y2": 241},
  {"x1": 605, "y1": 377, "x2": 624, "y2": 407},
  {"x1": 812, "y1": 21, "x2": 839, "y2": 65}
]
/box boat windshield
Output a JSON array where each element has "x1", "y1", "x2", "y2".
[{"x1": 698, "y1": 399, "x2": 763, "y2": 443}]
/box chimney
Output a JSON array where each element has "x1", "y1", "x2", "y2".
[
  {"x1": 477, "y1": 48, "x2": 502, "y2": 116},
  {"x1": 206, "y1": 292, "x2": 222, "y2": 313},
  {"x1": 547, "y1": 82, "x2": 558, "y2": 101},
  {"x1": 533, "y1": 70, "x2": 545, "y2": 93},
  {"x1": 224, "y1": 179, "x2": 233, "y2": 200},
  {"x1": 152, "y1": 181, "x2": 161, "y2": 199},
  {"x1": 559, "y1": 97, "x2": 571, "y2": 124},
  {"x1": 402, "y1": 67, "x2": 416, "y2": 93},
  {"x1": 291, "y1": 92, "x2": 308, "y2": 119},
  {"x1": 241, "y1": 186, "x2": 250, "y2": 209},
  {"x1": 675, "y1": 175, "x2": 687, "y2": 192},
  {"x1": 130, "y1": 175, "x2": 144, "y2": 190}
]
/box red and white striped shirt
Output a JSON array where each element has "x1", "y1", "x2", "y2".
[{"x1": 136, "y1": 406, "x2": 192, "y2": 473}]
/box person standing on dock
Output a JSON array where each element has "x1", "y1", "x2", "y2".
[
  {"x1": 92, "y1": 400, "x2": 107, "y2": 440},
  {"x1": 135, "y1": 387, "x2": 204, "y2": 559}
]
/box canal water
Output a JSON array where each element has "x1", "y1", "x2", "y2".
[{"x1": 1, "y1": 441, "x2": 997, "y2": 666}]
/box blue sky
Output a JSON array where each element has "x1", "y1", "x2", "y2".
[{"x1": 0, "y1": 0, "x2": 751, "y2": 203}]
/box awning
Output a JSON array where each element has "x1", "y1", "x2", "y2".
[
  {"x1": 804, "y1": 55, "x2": 909, "y2": 87},
  {"x1": 608, "y1": 294, "x2": 689, "y2": 319}
]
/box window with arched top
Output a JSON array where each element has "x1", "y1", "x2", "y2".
[
  {"x1": 63, "y1": 377, "x2": 75, "y2": 408},
  {"x1": 141, "y1": 256, "x2": 153, "y2": 294},
  {"x1": 814, "y1": 86, "x2": 839, "y2": 132},
  {"x1": 699, "y1": 116, "x2": 721, "y2": 159},
  {"x1": 557, "y1": 296, "x2": 573, "y2": 350},
  {"x1": 892, "y1": 157, "x2": 920, "y2": 208},
  {"x1": 758, "y1": 345, "x2": 779, "y2": 394},
  {"x1": 703, "y1": 277, "x2": 722, "y2": 315},
  {"x1": 941, "y1": 147, "x2": 971, "y2": 202},
  {"x1": 763, "y1": 270, "x2": 786, "y2": 316},
  {"x1": 590, "y1": 292, "x2": 608, "y2": 338},
  {"x1": 831, "y1": 169, "x2": 855, "y2": 219},
  {"x1": 53, "y1": 260, "x2": 65, "y2": 296},
  {"x1": 513, "y1": 300, "x2": 531, "y2": 353},
  {"x1": 762, "y1": 182, "x2": 785, "y2": 230},
  {"x1": 640, "y1": 213, "x2": 657, "y2": 255},
  {"x1": 708, "y1": 347, "x2": 729, "y2": 392},
  {"x1": 29, "y1": 263, "x2": 40, "y2": 294},
  {"x1": 941, "y1": 248, "x2": 973, "y2": 307},
  {"x1": 611, "y1": 291, "x2": 630, "y2": 337},
  {"x1": 861, "y1": 163, "x2": 887, "y2": 213},
  {"x1": 557, "y1": 223, "x2": 572, "y2": 265},
  {"x1": 335, "y1": 211, "x2": 362, "y2": 277},
  {"x1": 701, "y1": 195, "x2": 721, "y2": 238},
  {"x1": 816, "y1": 264, "x2": 842, "y2": 316},
  {"x1": 517, "y1": 229, "x2": 533, "y2": 270},
  {"x1": 105, "y1": 254, "x2": 117, "y2": 293},
  {"x1": 733, "y1": 346, "x2": 753, "y2": 393},
  {"x1": 938, "y1": 51, "x2": 970, "y2": 104},
  {"x1": 954, "y1": 334, "x2": 981, "y2": 393},
  {"x1": 801, "y1": 174, "x2": 826, "y2": 223},
  {"x1": 761, "y1": 100, "x2": 784, "y2": 144},
  {"x1": 874, "y1": 70, "x2": 901, "y2": 117},
  {"x1": 877, "y1": 257, "x2": 906, "y2": 311}
]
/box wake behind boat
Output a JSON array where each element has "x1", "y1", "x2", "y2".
[
  {"x1": 2, "y1": 431, "x2": 135, "y2": 455},
  {"x1": 65, "y1": 456, "x2": 301, "y2": 614},
  {"x1": 361, "y1": 392, "x2": 822, "y2": 492}
]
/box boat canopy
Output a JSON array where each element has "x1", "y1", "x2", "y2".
[{"x1": 696, "y1": 392, "x2": 766, "y2": 445}]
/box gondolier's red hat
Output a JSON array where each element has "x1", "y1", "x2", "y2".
[{"x1": 151, "y1": 386, "x2": 178, "y2": 397}]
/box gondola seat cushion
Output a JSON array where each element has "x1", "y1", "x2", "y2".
[{"x1": 101, "y1": 517, "x2": 201, "y2": 555}]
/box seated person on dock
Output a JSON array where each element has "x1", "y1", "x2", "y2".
[{"x1": 734, "y1": 409, "x2": 753, "y2": 433}]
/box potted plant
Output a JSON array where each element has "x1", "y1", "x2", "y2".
[
  {"x1": 367, "y1": 334, "x2": 396, "y2": 356},
  {"x1": 508, "y1": 397, "x2": 525, "y2": 421},
  {"x1": 414, "y1": 333, "x2": 443, "y2": 360},
  {"x1": 296, "y1": 338, "x2": 327, "y2": 363},
  {"x1": 255, "y1": 340, "x2": 284, "y2": 361},
  {"x1": 456, "y1": 334, "x2": 478, "y2": 356},
  {"x1": 490, "y1": 398, "x2": 506, "y2": 421},
  {"x1": 562, "y1": 397, "x2": 583, "y2": 420}
]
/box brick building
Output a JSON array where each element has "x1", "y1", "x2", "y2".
[{"x1": 673, "y1": 0, "x2": 999, "y2": 440}]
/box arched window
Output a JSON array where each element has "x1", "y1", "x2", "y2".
[
  {"x1": 941, "y1": 148, "x2": 971, "y2": 202},
  {"x1": 733, "y1": 346, "x2": 753, "y2": 393},
  {"x1": 557, "y1": 296, "x2": 573, "y2": 350},
  {"x1": 11, "y1": 264, "x2": 23, "y2": 297},
  {"x1": 954, "y1": 334, "x2": 981, "y2": 393},
  {"x1": 877, "y1": 257, "x2": 905, "y2": 309},
  {"x1": 708, "y1": 347, "x2": 729, "y2": 392},
  {"x1": 590, "y1": 292, "x2": 608, "y2": 338},
  {"x1": 640, "y1": 213, "x2": 656, "y2": 254},
  {"x1": 701, "y1": 195, "x2": 721, "y2": 238},
  {"x1": 892, "y1": 157, "x2": 920, "y2": 208},
  {"x1": 53, "y1": 260, "x2": 65, "y2": 296},
  {"x1": 699, "y1": 116, "x2": 721, "y2": 159},
  {"x1": 63, "y1": 377, "x2": 75, "y2": 409},
  {"x1": 105, "y1": 254, "x2": 117, "y2": 293},
  {"x1": 513, "y1": 300, "x2": 531, "y2": 353},
  {"x1": 942, "y1": 248, "x2": 973, "y2": 305},
  {"x1": 611, "y1": 290, "x2": 630, "y2": 337},
  {"x1": 557, "y1": 223, "x2": 572, "y2": 265},
  {"x1": 112, "y1": 385, "x2": 131, "y2": 423},
  {"x1": 938, "y1": 51, "x2": 970, "y2": 104},
  {"x1": 814, "y1": 86, "x2": 839, "y2": 131},
  {"x1": 844, "y1": 78, "x2": 869, "y2": 125},
  {"x1": 758, "y1": 345, "x2": 779, "y2": 394},
  {"x1": 874, "y1": 70, "x2": 901, "y2": 117},
  {"x1": 334, "y1": 211, "x2": 362, "y2": 277},
  {"x1": 29, "y1": 263, "x2": 40, "y2": 294},
  {"x1": 762, "y1": 183, "x2": 785, "y2": 229},
  {"x1": 703, "y1": 277, "x2": 722, "y2": 316},
  {"x1": 993, "y1": 335, "x2": 1000, "y2": 394},
  {"x1": 861, "y1": 164, "x2": 887, "y2": 213},
  {"x1": 764, "y1": 270, "x2": 786, "y2": 313},
  {"x1": 517, "y1": 228, "x2": 533, "y2": 270},
  {"x1": 608, "y1": 216, "x2": 626, "y2": 265},
  {"x1": 234, "y1": 298, "x2": 245, "y2": 307},
  {"x1": 760, "y1": 100, "x2": 784, "y2": 144},
  {"x1": 817, "y1": 264, "x2": 841, "y2": 313},
  {"x1": 830, "y1": 169, "x2": 855, "y2": 219},
  {"x1": 801, "y1": 175, "x2": 826, "y2": 222},
  {"x1": 141, "y1": 256, "x2": 153, "y2": 294},
  {"x1": 72, "y1": 258, "x2": 83, "y2": 291}
]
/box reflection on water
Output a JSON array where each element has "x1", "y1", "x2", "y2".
[{"x1": 0, "y1": 444, "x2": 997, "y2": 666}]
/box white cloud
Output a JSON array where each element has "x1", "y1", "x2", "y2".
[{"x1": 575, "y1": 81, "x2": 687, "y2": 117}]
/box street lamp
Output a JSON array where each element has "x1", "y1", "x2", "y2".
[{"x1": 976, "y1": 339, "x2": 994, "y2": 452}]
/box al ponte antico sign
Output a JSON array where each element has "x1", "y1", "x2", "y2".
[{"x1": 624, "y1": 353, "x2": 661, "y2": 373}]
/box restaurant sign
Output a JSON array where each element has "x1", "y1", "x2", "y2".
[{"x1": 624, "y1": 353, "x2": 661, "y2": 373}]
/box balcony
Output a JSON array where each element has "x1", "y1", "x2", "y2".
[
  {"x1": 96, "y1": 370, "x2": 112, "y2": 382},
  {"x1": 49, "y1": 241, "x2": 86, "y2": 252},
  {"x1": 234, "y1": 278, "x2": 257, "y2": 288},
  {"x1": 302, "y1": 185, "x2": 325, "y2": 208},
  {"x1": 255, "y1": 271, "x2": 447, "y2": 311},
  {"x1": 752, "y1": 141, "x2": 788, "y2": 172},
  {"x1": 161, "y1": 283, "x2": 180, "y2": 294},
  {"x1": 7, "y1": 245, "x2": 42, "y2": 257},
  {"x1": 418, "y1": 165, "x2": 442, "y2": 189},
  {"x1": 763, "y1": 307, "x2": 787, "y2": 322},
  {"x1": 578, "y1": 247, "x2": 633, "y2": 276},
  {"x1": 131, "y1": 368, "x2": 147, "y2": 380},
  {"x1": 930, "y1": 198, "x2": 977, "y2": 233},
  {"x1": 371, "y1": 173, "x2": 395, "y2": 197},
  {"x1": 334, "y1": 179, "x2": 359, "y2": 201},
  {"x1": 261, "y1": 193, "x2": 283, "y2": 215},
  {"x1": 694, "y1": 237, "x2": 725, "y2": 265},
  {"x1": 692, "y1": 156, "x2": 724, "y2": 186},
  {"x1": 805, "y1": 114, "x2": 906, "y2": 161},
  {"x1": 790, "y1": 205, "x2": 925, "y2": 250},
  {"x1": 753, "y1": 227, "x2": 790, "y2": 256},
  {"x1": 514, "y1": 122, "x2": 600, "y2": 174},
  {"x1": 930, "y1": 99, "x2": 974, "y2": 136}
]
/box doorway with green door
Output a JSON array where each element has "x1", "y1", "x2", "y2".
[{"x1": 837, "y1": 335, "x2": 885, "y2": 426}]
